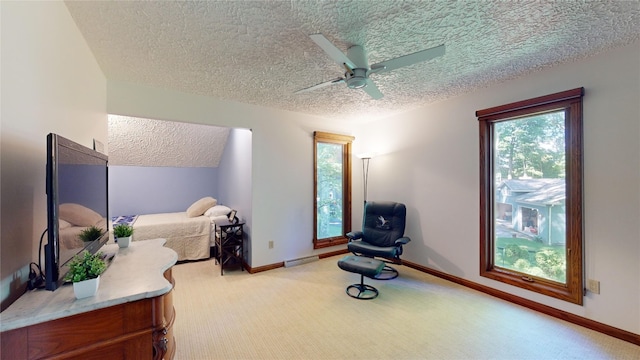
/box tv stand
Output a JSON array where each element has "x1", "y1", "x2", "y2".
[
  {"x1": 0, "y1": 239, "x2": 178, "y2": 359},
  {"x1": 43, "y1": 243, "x2": 58, "y2": 290}
]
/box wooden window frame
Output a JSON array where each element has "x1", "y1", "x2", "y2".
[
  {"x1": 477, "y1": 88, "x2": 585, "y2": 305},
  {"x1": 313, "y1": 131, "x2": 354, "y2": 249}
]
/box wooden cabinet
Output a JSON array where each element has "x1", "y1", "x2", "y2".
[
  {"x1": 0, "y1": 239, "x2": 177, "y2": 360},
  {"x1": 158, "y1": 268, "x2": 176, "y2": 360},
  {"x1": 0, "y1": 268, "x2": 175, "y2": 360}
]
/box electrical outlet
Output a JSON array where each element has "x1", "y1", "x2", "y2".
[
  {"x1": 268, "y1": 240, "x2": 274, "y2": 249},
  {"x1": 587, "y1": 279, "x2": 600, "y2": 294}
]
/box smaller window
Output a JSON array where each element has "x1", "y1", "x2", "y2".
[{"x1": 313, "y1": 131, "x2": 354, "y2": 249}]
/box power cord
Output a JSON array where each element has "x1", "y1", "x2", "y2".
[
  {"x1": 27, "y1": 229, "x2": 47, "y2": 290},
  {"x1": 28, "y1": 262, "x2": 44, "y2": 290}
]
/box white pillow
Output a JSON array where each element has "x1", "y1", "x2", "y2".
[
  {"x1": 59, "y1": 203, "x2": 103, "y2": 227},
  {"x1": 186, "y1": 197, "x2": 217, "y2": 217},
  {"x1": 204, "y1": 205, "x2": 231, "y2": 217},
  {"x1": 58, "y1": 219, "x2": 72, "y2": 229},
  {"x1": 209, "y1": 215, "x2": 230, "y2": 225}
]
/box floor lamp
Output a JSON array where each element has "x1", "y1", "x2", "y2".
[
  {"x1": 362, "y1": 156, "x2": 371, "y2": 205},
  {"x1": 358, "y1": 153, "x2": 375, "y2": 205}
]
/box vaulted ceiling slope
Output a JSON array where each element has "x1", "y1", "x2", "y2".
[
  {"x1": 66, "y1": 1, "x2": 640, "y2": 122},
  {"x1": 108, "y1": 115, "x2": 230, "y2": 167}
]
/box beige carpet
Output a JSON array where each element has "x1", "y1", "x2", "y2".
[{"x1": 171, "y1": 256, "x2": 639, "y2": 360}]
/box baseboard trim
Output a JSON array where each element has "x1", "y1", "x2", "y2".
[
  {"x1": 246, "y1": 249, "x2": 349, "y2": 274},
  {"x1": 247, "y1": 261, "x2": 284, "y2": 274},
  {"x1": 403, "y1": 260, "x2": 640, "y2": 346},
  {"x1": 318, "y1": 248, "x2": 349, "y2": 259}
]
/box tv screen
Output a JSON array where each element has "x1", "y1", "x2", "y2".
[{"x1": 45, "y1": 133, "x2": 109, "y2": 291}]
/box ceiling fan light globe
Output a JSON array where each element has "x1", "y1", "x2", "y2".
[
  {"x1": 346, "y1": 68, "x2": 368, "y2": 89},
  {"x1": 348, "y1": 77, "x2": 367, "y2": 89}
]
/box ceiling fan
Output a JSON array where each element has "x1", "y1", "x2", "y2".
[{"x1": 295, "y1": 34, "x2": 445, "y2": 100}]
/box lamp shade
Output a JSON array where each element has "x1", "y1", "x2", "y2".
[{"x1": 356, "y1": 152, "x2": 378, "y2": 159}]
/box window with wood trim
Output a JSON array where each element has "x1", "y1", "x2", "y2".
[
  {"x1": 477, "y1": 88, "x2": 584, "y2": 305},
  {"x1": 313, "y1": 131, "x2": 353, "y2": 249}
]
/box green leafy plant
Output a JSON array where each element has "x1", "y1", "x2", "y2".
[
  {"x1": 504, "y1": 244, "x2": 530, "y2": 264},
  {"x1": 535, "y1": 249, "x2": 566, "y2": 282},
  {"x1": 79, "y1": 226, "x2": 103, "y2": 242},
  {"x1": 513, "y1": 258, "x2": 531, "y2": 270},
  {"x1": 64, "y1": 251, "x2": 106, "y2": 283},
  {"x1": 113, "y1": 224, "x2": 134, "y2": 238}
]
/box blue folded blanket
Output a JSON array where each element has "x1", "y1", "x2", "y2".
[{"x1": 111, "y1": 215, "x2": 138, "y2": 227}]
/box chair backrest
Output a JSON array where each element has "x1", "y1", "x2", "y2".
[{"x1": 362, "y1": 201, "x2": 406, "y2": 247}]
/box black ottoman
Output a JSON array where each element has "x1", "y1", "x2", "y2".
[{"x1": 337, "y1": 255, "x2": 385, "y2": 299}]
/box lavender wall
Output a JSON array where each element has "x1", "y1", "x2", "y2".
[
  {"x1": 217, "y1": 128, "x2": 252, "y2": 261},
  {"x1": 108, "y1": 166, "x2": 218, "y2": 216}
]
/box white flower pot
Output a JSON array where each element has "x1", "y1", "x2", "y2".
[
  {"x1": 117, "y1": 236, "x2": 132, "y2": 248},
  {"x1": 73, "y1": 276, "x2": 100, "y2": 299}
]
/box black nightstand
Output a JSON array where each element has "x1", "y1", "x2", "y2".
[{"x1": 214, "y1": 219, "x2": 245, "y2": 275}]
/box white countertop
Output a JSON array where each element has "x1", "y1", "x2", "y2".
[{"x1": 0, "y1": 238, "x2": 178, "y2": 332}]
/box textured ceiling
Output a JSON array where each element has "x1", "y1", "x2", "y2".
[
  {"x1": 108, "y1": 115, "x2": 229, "y2": 167},
  {"x1": 66, "y1": 1, "x2": 640, "y2": 122}
]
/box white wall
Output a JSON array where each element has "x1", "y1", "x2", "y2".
[
  {"x1": 356, "y1": 42, "x2": 640, "y2": 334},
  {"x1": 1, "y1": 1, "x2": 106, "y2": 305}
]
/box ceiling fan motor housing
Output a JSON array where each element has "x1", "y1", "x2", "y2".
[
  {"x1": 345, "y1": 45, "x2": 369, "y2": 89},
  {"x1": 346, "y1": 68, "x2": 368, "y2": 89}
]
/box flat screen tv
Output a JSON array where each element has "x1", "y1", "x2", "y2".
[{"x1": 45, "y1": 133, "x2": 110, "y2": 291}]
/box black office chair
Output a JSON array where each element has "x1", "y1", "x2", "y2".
[{"x1": 346, "y1": 201, "x2": 411, "y2": 280}]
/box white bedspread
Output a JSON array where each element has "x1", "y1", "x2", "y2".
[{"x1": 132, "y1": 212, "x2": 210, "y2": 261}]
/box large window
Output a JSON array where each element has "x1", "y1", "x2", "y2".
[
  {"x1": 313, "y1": 131, "x2": 353, "y2": 249},
  {"x1": 477, "y1": 88, "x2": 584, "y2": 304}
]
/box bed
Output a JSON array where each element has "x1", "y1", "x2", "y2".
[
  {"x1": 128, "y1": 212, "x2": 211, "y2": 261},
  {"x1": 112, "y1": 197, "x2": 237, "y2": 262}
]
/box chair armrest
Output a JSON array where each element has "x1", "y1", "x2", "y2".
[
  {"x1": 346, "y1": 231, "x2": 363, "y2": 240},
  {"x1": 395, "y1": 237, "x2": 411, "y2": 246}
]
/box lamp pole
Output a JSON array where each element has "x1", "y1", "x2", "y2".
[{"x1": 362, "y1": 157, "x2": 371, "y2": 205}]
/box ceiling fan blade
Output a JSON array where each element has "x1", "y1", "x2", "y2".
[
  {"x1": 370, "y1": 44, "x2": 445, "y2": 74},
  {"x1": 294, "y1": 77, "x2": 345, "y2": 94},
  {"x1": 361, "y1": 78, "x2": 383, "y2": 100},
  {"x1": 309, "y1": 34, "x2": 356, "y2": 70},
  {"x1": 346, "y1": 45, "x2": 368, "y2": 69}
]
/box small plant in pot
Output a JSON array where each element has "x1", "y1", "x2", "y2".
[
  {"x1": 79, "y1": 225, "x2": 103, "y2": 242},
  {"x1": 113, "y1": 224, "x2": 134, "y2": 248},
  {"x1": 65, "y1": 251, "x2": 107, "y2": 299}
]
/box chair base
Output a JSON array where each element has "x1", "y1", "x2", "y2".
[
  {"x1": 337, "y1": 255, "x2": 385, "y2": 300},
  {"x1": 346, "y1": 275, "x2": 379, "y2": 300},
  {"x1": 376, "y1": 265, "x2": 399, "y2": 280}
]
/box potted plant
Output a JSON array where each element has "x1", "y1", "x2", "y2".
[
  {"x1": 65, "y1": 251, "x2": 107, "y2": 299},
  {"x1": 113, "y1": 224, "x2": 134, "y2": 248},
  {"x1": 79, "y1": 225, "x2": 103, "y2": 242}
]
